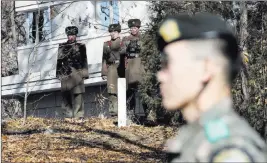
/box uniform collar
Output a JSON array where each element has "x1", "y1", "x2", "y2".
[
  {"x1": 131, "y1": 32, "x2": 141, "y2": 38},
  {"x1": 111, "y1": 37, "x2": 120, "y2": 41},
  {"x1": 67, "y1": 40, "x2": 77, "y2": 44},
  {"x1": 198, "y1": 97, "x2": 233, "y2": 125}
]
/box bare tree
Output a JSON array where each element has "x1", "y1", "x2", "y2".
[
  {"x1": 1, "y1": 1, "x2": 70, "y2": 122},
  {"x1": 1, "y1": 1, "x2": 24, "y2": 120},
  {"x1": 11, "y1": 1, "x2": 17, "y2": 47},
  {"x1": 23, "y1": 2, "x2": 41, "y2": 124},
  {"x1": 239, "y1": 2, "x2": 250, "y2": 112}
]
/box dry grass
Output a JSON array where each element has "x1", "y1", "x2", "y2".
[{"x1": 2, "y1": 117, "x2": 177, "y2": 163}]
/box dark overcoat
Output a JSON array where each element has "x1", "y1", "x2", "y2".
[{"x1": 56, "y1": 41, "x2": 89, "y2": 94}]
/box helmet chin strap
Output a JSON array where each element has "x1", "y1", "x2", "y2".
[{"x1": 193, "y1": 80, "x2": 209, "y2": 110}]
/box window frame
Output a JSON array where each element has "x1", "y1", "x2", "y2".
[{"x1": 25, "y1": 6, "x2": 52, "y2": 45}]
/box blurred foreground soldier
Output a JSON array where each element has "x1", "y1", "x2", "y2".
[
  {"x1": 101, "y1": 24, "x2": 123, "y2": 117},
  {"x1": 156, "y1": 13, "x2": 267, "y2": 162},
  {"x1": 56, "y1": 26, "x2": 89, "y2": 119},
  {"x1": 121, "y1": 19, "x2": 147, "y2": 124}
]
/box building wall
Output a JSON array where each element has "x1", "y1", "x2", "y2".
[
  {"x1": 26, "y1": 84, "x2": 145, "y2": 118},
  {"x1": 26, "y1": 85, "x2": 109, "y2": 118}
]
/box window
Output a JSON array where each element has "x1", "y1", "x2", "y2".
[
  {"x1": 23, "y1": 1, "x2": 120, "y2": 44},
  {"x1": 26, "y1": 8, "x2": 51, "y2": 44}
]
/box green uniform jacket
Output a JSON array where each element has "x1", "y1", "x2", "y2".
[
  {"x1": 121, "y1": 33, "x2": 145, "y2": 85},
  {"x1": 56, "y1": 41, "x2": 89, "y2": 94},
  {"x1": 101, "y1": 38, "x2": 123, "y2": 94},
  {"x1": 165, "y1": 98, "x2": 267, "y2": 162}
]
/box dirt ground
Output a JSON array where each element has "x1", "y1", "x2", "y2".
[{"x1": 2, "y1": 117, "x2": 177, "y2": 163}]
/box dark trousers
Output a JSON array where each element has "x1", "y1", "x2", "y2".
[
  {"x1": 127, "y1": 83, "x2": 147, "y2": 123},
  {"x1": 61, "y1": 91, "x2": 84, "y2": 118}
]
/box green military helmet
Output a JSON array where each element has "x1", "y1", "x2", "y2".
[
  {"x1": 65, "y1": 26, "x2": 78, "y2": 36},
  {"x1": 128, "y1": 19, "x2": 141, "y2": 28},
  {"x1": 108, "y1": 23, "x2": 121, "y2": 33},
  {"x1": 157, "y1": 13, "x2": 241, "y2": 80}
]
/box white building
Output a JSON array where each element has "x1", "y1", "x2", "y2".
[{"x1": 1, "y1": 1, "x2": 150, "y2": 118}]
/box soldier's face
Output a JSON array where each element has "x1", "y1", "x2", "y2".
[
  {"x1": 110, "y1": 31, "x2": 119, "y2": 39},
  {"x1": 68, "y1": 35, "x2": 76, "y2": 42},
  {"x1": 157, "y1": 41, "x2": 206, "y2": 110},
  {"x1": 130, "y1": 27, "x2": 139, "y2": 35}
]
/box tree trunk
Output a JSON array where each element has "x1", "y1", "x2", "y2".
[
  {"x1": 23, "y1": 79, "x2": 29, "y2": 124},
  {"x1": 239, "y1": 2, "x2": 249, "y2": 109},
  {"x1": 23, "y1": 8, "x2": 40, "y2": 124},
  {"x1": 10, "y1": 1, "x2": 17, "y2": 47}
]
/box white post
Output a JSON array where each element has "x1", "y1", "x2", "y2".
[{"x1": 117, "y1": 78, "x2": 127, "y2": 127}]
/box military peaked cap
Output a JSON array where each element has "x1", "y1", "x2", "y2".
[
  {"x1": 157, "y1": 13, "x2": 241, "y2": 80},
  {"x1": 157, "y1": 13, "x2": 239, "y2": 58},
  {"x1": 128, "y1": 19, "x2": 141, "y2": 28},
  {"x1": 65, "y1": 26, "x2": 78, "y2": 36},
  {"x1": 108, "y1": 24, "x2": 121, "y2": 33}
]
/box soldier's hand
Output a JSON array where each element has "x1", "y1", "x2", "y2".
[
  {"x1": 102, "y1": 76, "x2": 107, "y2": 80},
  {"x1": 106, "y1": 46, "x2": 111, "y2": 54}
]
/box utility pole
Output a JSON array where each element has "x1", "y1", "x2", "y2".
[{"x1": 109, "y1": 0, "x2": 113, "y2": 24}]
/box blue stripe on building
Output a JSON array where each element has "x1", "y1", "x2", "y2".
[
  {"x1": 99, "y1": 0, "x2": 119, "y2": 31},
  {"x1": 99, "y1": 1, "x2": 109, "y2": 31},
  {"x1": 112, "y1": 0, "x2": 119, "y2": 24}
]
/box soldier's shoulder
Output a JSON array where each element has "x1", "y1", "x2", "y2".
[
  {"x1": 59, "y1": 42, "x2": 67, "y2": 47},
  {"x1": 104, "y1": 40, "x2": 111, "y2": 43},
  {"x1": 76, "y1": 42, "x2": 86, "y2": 46},
  {"x1": 202, "y1": 115, "x2": 267, "y2": 162},
  {"x1": 113, "y1": 38, "x2": 122, "y2": 44},
  {"x1": 227, "y1": 113, "x2": 264, "y2": 142},
  {"x1": 122, "y1": 35, "x2": 131, "y2": 41},
  {"x1": 206, "y1": 134, "x2": 267, "y2": 162},
  {"x1": 203, "y1": 113, "x2": 263, "y2": 143},
  {"x1": 103, "y1": 40, "x2": 111, "y2": 46}
]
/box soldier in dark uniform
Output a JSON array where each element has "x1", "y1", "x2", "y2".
[
  {"x1": 156, "y1": 13, "x2": 267, "y2": 162},
  {"x1": 56, "y1": 26, "x2": 89, "y2": 119},
  {"x1": 101, "y1": 24, "x2": 123, "y2": 117},
  {"x1": 120, "y1": 19, "x2": 147, "y2": 124}
]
